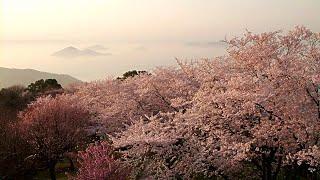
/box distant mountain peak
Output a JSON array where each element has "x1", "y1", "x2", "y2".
[
  {"x1": 52, "y1": 46, "x2": 110, "y2": 58},
  {"x1": 64, "y1": 46, "x2": 78, "y2": 50}
]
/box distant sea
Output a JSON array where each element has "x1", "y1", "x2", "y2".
[{"x1": 0, "y1": 40, "x2": 226, "y2": 82}]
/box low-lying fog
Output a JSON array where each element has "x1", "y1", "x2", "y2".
[{"x1": 0, "y1": 40, "x2": 226, "y2": 81}]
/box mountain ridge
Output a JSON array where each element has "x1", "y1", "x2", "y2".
[{"x1": 0, "y1": 67, "x2": 82, "y2": 89}]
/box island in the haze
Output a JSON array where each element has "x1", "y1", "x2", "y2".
[
  {"x1": 52, "y1": 46, "x2": 111, "y2": 58},
  {"x1": 86, "y1": 44, "x2": 108, "y2": 51}
]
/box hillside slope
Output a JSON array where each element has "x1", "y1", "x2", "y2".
[{"x1": 0, "y1": 67, "x2": 82, "y2": 88}]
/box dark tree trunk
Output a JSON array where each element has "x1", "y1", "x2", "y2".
[
  {"x1": 48, "y1": 161, "x2": 57, "y2": 180},
  {"x1": 68, "y1": 157, "x2": 75, "y2": 171},
  {"x1": 262, "y1": 164, "x2": 272, "y2": 180},
  {"x1": 265, "y1": 164, "x2": 272, "y2": 180},
  {"x1": 261, "y1": 149, "x2": 277, "y2": 180}
]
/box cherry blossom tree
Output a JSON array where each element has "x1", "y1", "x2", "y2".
[
  {"x1": 18, "y1": 94, "x2": 92, "y2": 180},
  {"x1": 59, "y1": 26, "x2": 320, "y2": 179},
  {"x1": 191, "y1": 26, "x2": 320, "y2": 179},
  {"x1": 73, "y1": 67, "x2": 199, "y2": 134},
  {"x1": 110, "y1": 26, "x2": 320, "y2": 179},
  {"x1": 72, "y1": 141, "x2": 129, "y2": 180}
]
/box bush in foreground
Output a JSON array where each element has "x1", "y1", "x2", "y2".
[{"x1": 73, "y1": 142, "x2": 129, "y2": 180}]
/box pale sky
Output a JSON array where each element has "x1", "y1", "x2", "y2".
[{"x1": 1, "y1": 0, "x2": 320, "y2": 42}]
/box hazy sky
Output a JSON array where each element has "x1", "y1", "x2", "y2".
[{"x1": 1, "y1": 0, "x2": 320, "y2": 42}]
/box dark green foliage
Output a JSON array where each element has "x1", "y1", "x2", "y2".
[
  {"x1": 26, "y1": 79, "x2": 62, "y2": 94},
  {"x1": 0, "y1": 85, "x2": 31, "y2": 121},
  {"x1": 117, "y1": 70, "x2": 149, "y2": 80},
  {"x1": 0, "y1": 86, "x2": 33, "y2": 179}
]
